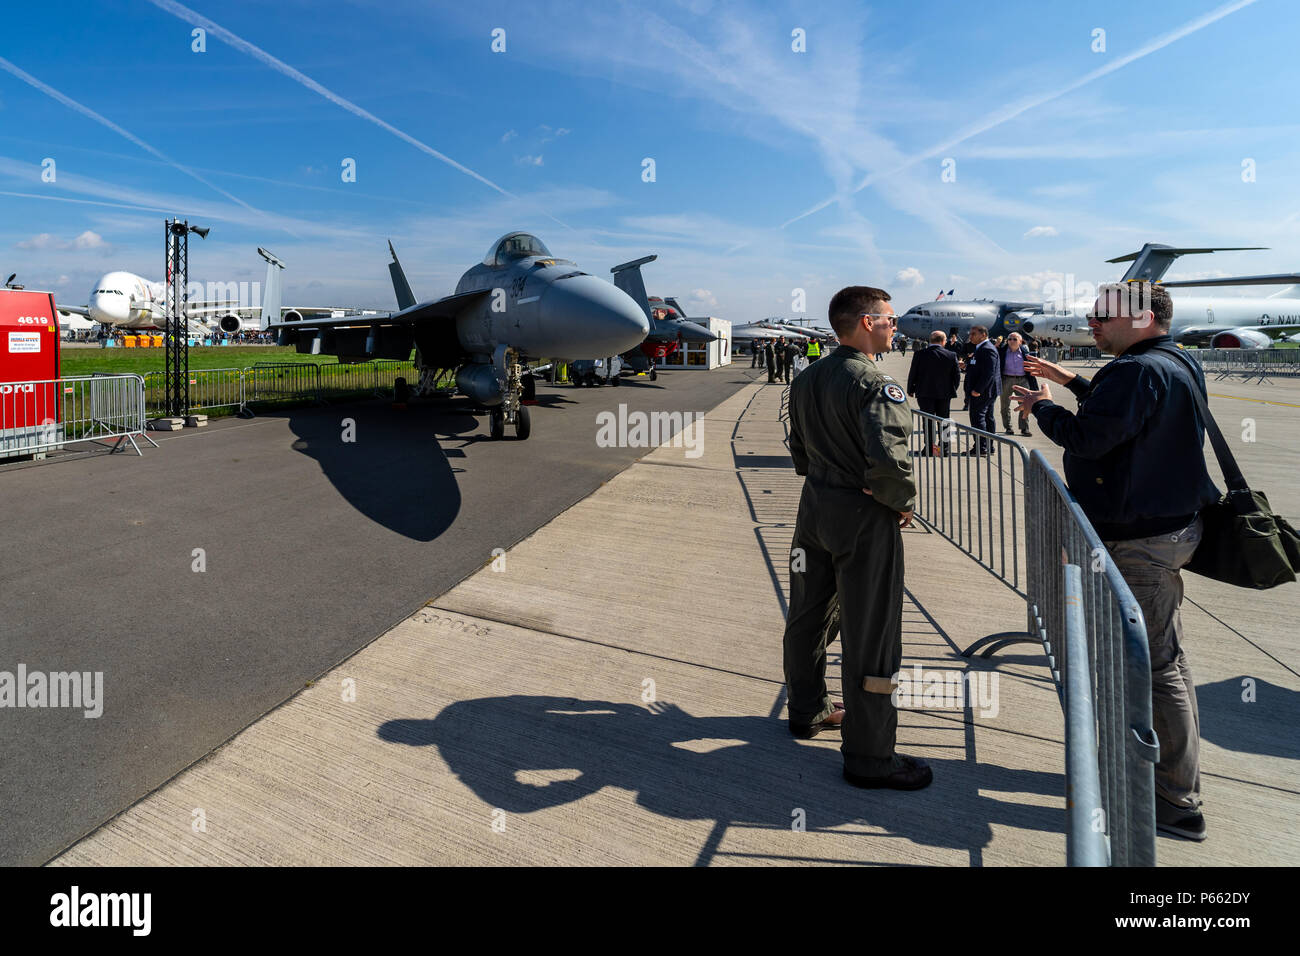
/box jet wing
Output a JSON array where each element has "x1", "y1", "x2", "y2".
[
  {"x1": 57, "y1": 305, "x2": 90, "y2": 317},
  {"x1": 268, "y1": 289, "x2": 489, "y2": 330},
  {"x1": 270, "y1": 288, "x2": 491, "y2": 364}
]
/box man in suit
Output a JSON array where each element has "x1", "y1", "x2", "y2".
[
  {"x1": 906, "y1": 330, "x2": 960, "y2": 455},
  {"x1": 997, "y1": 331, "x2": 1036, "y2": 437},
  {"x1": 963, "y1": 325, "x2": 1000, "y2": 454},
  {"x1": 783, "y1": 338, "x2": 801, "y2": 383}
]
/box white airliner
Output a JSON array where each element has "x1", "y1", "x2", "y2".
[
  {"x1": 900, "y1": 245, "x2": 1300, "y2": 350},
  {"x1": 57, "y1": 248, "x2": 293, "y2": 334}
]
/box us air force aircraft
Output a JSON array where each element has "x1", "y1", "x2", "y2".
[
  {"x1": 898, "y1": 244, "x2": 1300, "y2": 349},
  {"x1": 271, "y1": 233, "x2": 650, "y2": 439}
]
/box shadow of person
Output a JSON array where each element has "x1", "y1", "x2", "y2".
[
  {"x1": 379, "y1": 695, "x2": 1065, "y2": 861},
  {"x1": 282, "y1": 399, "x2": 476, "y2": 541},
  {"x1": 1196, "y1": 676, "x2": 1300, "y2": 760}
]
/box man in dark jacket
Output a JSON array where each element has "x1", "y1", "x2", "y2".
[
  {"x1": 1015, "y1": 281, "x2": 1220, "y2": 843},
  {"x1": 997, "y1": 331, "x2": 1036, "y2": 436},
  {"x1": 906, "y1": 330, "x2": 960, "y2": 455},
  {"x1": 963, "y1": 325, "x2": 1000, "y2": 454},
  {"x1": 764, "y1": 339, "x2": 778, "y2": 383},
  {"x1": 784, "y1": 338, "x2": 801, "y2": 382}
]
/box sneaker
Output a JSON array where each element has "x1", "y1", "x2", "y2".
[
  {"x1": 1003, "y1": 429, "x2": 1015, "y2": 435},
  {"x1": 1155, "y1": 798, "x2": 1207, "y2": 842},
  {"x1": 843, "y1": 755, "x2": 933, "y2": 791}
]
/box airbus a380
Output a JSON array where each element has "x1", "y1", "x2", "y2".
[
  {"x1": 898, "y1": 244, "x2": 1300, "y2": 349},
  {"x1": 57, "y1": 248, "x2": 316, "y2": 334}
]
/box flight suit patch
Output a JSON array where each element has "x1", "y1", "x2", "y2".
[{"x1": 882, "y1": 383, "x2": 907, "y2": 404}]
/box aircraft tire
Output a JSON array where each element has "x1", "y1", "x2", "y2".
[
  {"x1": 489, "y1": 407, "x2": 505, "y2": 440},
  {"x1": 515, "y1": 404, "x2": 531, "y2": 440},
  {"x1": 650, "y1": 368, "x2": 658, "y2": 381},
  {"x1": 611, "y1": 374, "x2": 621, "y2": 386}
]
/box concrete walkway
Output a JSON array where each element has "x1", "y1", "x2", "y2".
[{"x1": 52, "y1": 367, "x2": 1298, "y2": 866}]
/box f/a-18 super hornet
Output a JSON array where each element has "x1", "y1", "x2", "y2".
[
  {"x1": 569, "y1": 257, "x2": 718, "y2": 386},
  {"x1": 270, "y1": 232, "x2": 649, "y2": 439}
]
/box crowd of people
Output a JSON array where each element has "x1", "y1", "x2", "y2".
[
  {"x1": 777, "y1": 281, "x2": 1215, "y2": 843},
  {"x1": 749, "y1": 335, "x2": 823, "y2": 383}
]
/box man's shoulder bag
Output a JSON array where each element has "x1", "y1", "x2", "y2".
[{"x1": 1155, "y1": 345, "x2": 1300, "y2": 589}]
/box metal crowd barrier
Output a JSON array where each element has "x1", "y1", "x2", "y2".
[
  {"x1": 0, "y1": 374, "x2": 153, "y2": 459},
  {"x1": 1179, "y1": 347, "x2": 1300, "y2": 383},
  {"x1": 243, "y1": 360, "x2": 417, "y2": 411},
  {"x1": 908, "y1": 411, "x2": 1156, "y2": 866},
  {"x1": 243, "y1": 362, "x2": 323, "y2": 408},
  {"x1": 909, "y1": 410, "x2": 1029, "y2": 595},
  {"x1": 143, "y1": 367, "x2": 245, "y2": 418},
  {"x1": 1023, "y1": 449, "x2": 1157, "y2": 866}
]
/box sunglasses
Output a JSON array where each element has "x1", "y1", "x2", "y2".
[
  {"x1": 1085, "y1": 313, "x2": 1119, "y2": 323},
  {"x1": 860, "y1": 313, "x2": 897, "y2": 323}
]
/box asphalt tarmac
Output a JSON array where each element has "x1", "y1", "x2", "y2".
[{"x1": 0, "y1": 366, "x2": 761, "y2": 866}]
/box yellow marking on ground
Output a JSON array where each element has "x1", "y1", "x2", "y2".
[{"x1": 1208, "y1": 393, "x2": 1300, "y2": 409}]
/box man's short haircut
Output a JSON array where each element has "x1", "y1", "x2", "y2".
[
  {"x1": 828, "y1": 286, "x2": 890, "y2": 339},
  {"x1": 970, "y1": 324, "x2": 988, "y2": 337},
  {"x1": 929, "y1": 330, "x2": 946, "y2": 344},
  {"x1": 1100, "y1": 280, "x2": 1174, "y2": 329}
]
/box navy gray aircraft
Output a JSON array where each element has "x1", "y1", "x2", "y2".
[
  {"x1": 898, "y1": 243, "x2": 1300, "y2": 349},
  {"x1": 570, "y1": 258, "x2": 717, "y2": 386},
  {"x1": 270, "y1": 232, "x2": 649, "y2": 439}
]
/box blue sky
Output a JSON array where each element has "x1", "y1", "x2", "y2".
[{"x1": 2, "y1": 0, "x2": 1297, "y2": 321}]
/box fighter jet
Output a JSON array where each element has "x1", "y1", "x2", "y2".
[
  {"x1": 570, "y1": 257, "x2": 718, "y2": 385},
  {"x1": 270, "y1": 232, "x2": 649, "y2": 439}
]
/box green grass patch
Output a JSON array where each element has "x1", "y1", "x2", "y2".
[{"x1": 59, "y1": 346, "x2": 415, "y2": 377}]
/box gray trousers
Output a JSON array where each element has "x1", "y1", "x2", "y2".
[
  {"x1": 1105, "y1": 517, "x2": 1204, "y2": 811},
  {"x1": 1000, "y1": 374, "x2": 1030, "y2": 431},
  {"x1": 783, "y1": 481, "x2": 905, "y2": 776}
]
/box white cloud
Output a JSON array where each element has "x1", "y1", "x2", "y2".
[
  {"x1": 16, "y1": 233, "x2": 55, "y2": 250},
  {"x1": 1023, "y1": 226, "x2": 1059, "y2": 238},
  {"x1": 16, "y1": 230, "x2": 108, "y2": 251},
  {"x1": 516, "y1": 154, "x2": 544, "y2": 166},
  {"x1": 688, "y1": 288, "x2": 717, "y2": 308},
  {"x1": 501, "y1": 129, "x2": 517, "y2": 143},
  {"x1": 894, "y1": 267, "x2": 925, "y2": 286}
]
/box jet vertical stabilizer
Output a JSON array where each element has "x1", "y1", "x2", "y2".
[
  {"x1": 611, "y1": 255, "x2": 658, "y2": 320},
  {"x1": 1106, "y1": 243, "x2": 1266, "y2": 283},
  {"x1": 389, "y1": 240, "x2": 417, "y2": 310},
  {"x1": 257, "y1": 247, "x2": 285, "y2": 331}
]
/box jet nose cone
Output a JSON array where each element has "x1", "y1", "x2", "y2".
[
  {"x1": 89, "y1": 291, "x2": 127, "y2": 325},
  {"x1": 541, "y1": 276, "x2": 649, "y2": 358},
  {"x1": 677, "y1": 320, "x2": 717, "y2": 343}
]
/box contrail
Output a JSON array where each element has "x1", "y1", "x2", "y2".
[
  {"x1": 0, "y1": 55, "x2": 291, "y2": 234},
  {"x1": 145, "y1": 0, "x2": 569, "y2": 230},
  {"x1": 780, "y1": 0, "x2": 1260, "y2": 229}
]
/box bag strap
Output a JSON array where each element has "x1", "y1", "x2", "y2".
[{"x1": 1150, "y1": 345, "x2": 1248, "y2": 493}]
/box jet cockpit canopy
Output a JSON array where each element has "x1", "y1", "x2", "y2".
[{"x1": 484, "y1": 232, "x2": 553, "y2": 266}]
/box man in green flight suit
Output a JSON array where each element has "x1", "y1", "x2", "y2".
[{"x1": 782, "y1": 286, "x2": 931, "y2": 790}]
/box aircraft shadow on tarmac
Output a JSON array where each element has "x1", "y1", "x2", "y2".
[
  {"x1": 1196, "y1": 677, "x2": 1300, "y2": 761},
  {"x1": 283, "y1": 399, "x2": 477, "y2": 541},
  {"x1": 379, "y1": 697, "x2": 1064, "y2": 865}
]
